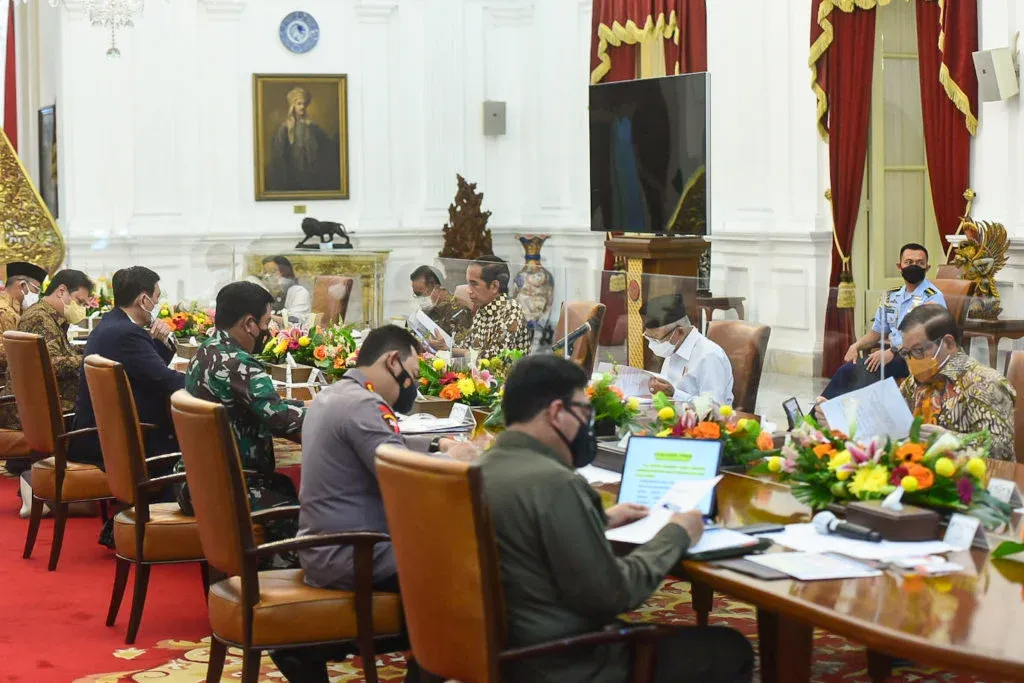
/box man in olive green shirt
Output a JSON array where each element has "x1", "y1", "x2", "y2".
[{"x1": 480, "y1": 355, "x2": 753, "y2": 683}]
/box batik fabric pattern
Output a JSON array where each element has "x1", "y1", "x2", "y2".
[
  {"x1": 900, "y1": 351, "x2": 1016, "y2": 461},
  {"x1": 457, "y1": 294, "x2": 530, "y2": 357}
]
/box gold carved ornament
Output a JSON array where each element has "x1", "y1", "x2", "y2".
[
  {"x1": 950, "y1": 214, "x2": 1008, "y2": 322},
  {"x1": 0, "y1": 128, "x2": 65, "y2": 274}
]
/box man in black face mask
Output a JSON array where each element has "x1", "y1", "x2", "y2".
[
  {"x1": 281, "y1": 325, "x2": 476, "y2": 682},
  {"x1": 819, "y1": 242, "x2": 947, "y2": 401},
  {"x1": 479, "y1": 355, "x2": 754, "y2": 683}
]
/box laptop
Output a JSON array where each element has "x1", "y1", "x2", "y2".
[{"x1": 617, "y1": 435, "x2": 723, "y2": 527}]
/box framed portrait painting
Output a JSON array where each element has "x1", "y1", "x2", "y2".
[
  {"x1": 38, "y1": 105, "x2": 58, "y2": 218},
  {"x1": 253, "y1": 74, "x2": 349, "y2": 201}
]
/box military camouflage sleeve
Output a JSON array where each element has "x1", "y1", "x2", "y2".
[{"x1": 236, "y1": 356, "x2": 305, "y2": 438}]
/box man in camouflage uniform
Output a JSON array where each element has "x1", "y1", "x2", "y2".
[
  {"x1": 175, "y1": 281, "x2": 304, "y2": 553},
  {"x1": 408, "y1": 265, "x2": 471, "y2": 338},
  {"x1": 0, "y1": 261, "x2": 47, "y2": 466}
]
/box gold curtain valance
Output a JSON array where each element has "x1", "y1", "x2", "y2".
[{"x1": 591, "y1": 11, "x2": 678, "y2": 84}]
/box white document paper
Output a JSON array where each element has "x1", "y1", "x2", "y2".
[
  {"x1": 819, "y1": 377, "x2": 913, "y2": 439},
  {"x1": 761, "y1": 523, "x2": 953, "y2": 561},
  {"x1": 576, "y1": 465, "x2": 622, "y2": 485},
  {"x1": 408, "y1": 310, "x2": 453, "y2": 350},
  {"x1": 396, "y1": 412, "x2": 474, "y2": 435},
  {"x1": 942, "y1": 513, "x2": 986, "y2": 551},
  {"x1": 605, "y1": 476, "x2": 722, "y2": 545},
  {"x1": 747, "y1": 552, "x2": 883, "y2": 581},
  {"x1": 687, "y1": 528, "x2": 759, "y2": 556}
]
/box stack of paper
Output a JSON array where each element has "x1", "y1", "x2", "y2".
[
  {"x1": 746, "y1": 552, "x2": 882, "y2": 581},
  {"x1": 397, "y1": 403, "x2": 475, "y2": 435},
  {"x1": 761, "y1": 523, "x2": 953, "y2": 561},
  {"x1": 576, "y1": 465, "x2": 622, "y2": 485},
  {"x1": 408, "y1": 310, "x2": 453, "y2": 350}
]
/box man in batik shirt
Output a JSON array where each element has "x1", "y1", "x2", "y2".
[
  {"x1": 432, "y1": 256, "x2": 530, "y2": 358},
  {"x1": 897, "y1": 304, "x2": 1016, "y2": 460},
  {"x1": 175, "y1": 281, "x2": 305, "y2": 548}
]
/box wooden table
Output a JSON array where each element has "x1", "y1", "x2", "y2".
[
  {"x1": 696, "y1": 295, "x2": 746, "y2": 322},
  {"x1": 597, "y1": 442, "x2": 1024, "y2": 682},
  {"x1": 963, "y1": 318, "x2": 1024, "y2": 369}
]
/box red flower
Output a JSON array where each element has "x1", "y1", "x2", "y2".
[
  {"x1": 440, "y1": 372, "x2": 458, "y2": 385},
  {"x1": 957, "y1": 477, "x2": 974, "y2": 505},
  {"x1": 890, "y1": 466, "x2": 909, "y2": 486}
]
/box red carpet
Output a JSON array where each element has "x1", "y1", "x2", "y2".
[{"x1": 0, "y1": 474, "x2": 210, "y2": 683}]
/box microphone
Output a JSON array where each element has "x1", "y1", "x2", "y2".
[{"x1": 812, "y1": 511, "x2": 882, "y2": 543}]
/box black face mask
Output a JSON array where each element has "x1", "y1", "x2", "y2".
[
  {"x1": 901, "y1": 264, "x2": 926, "y2": 285},
  {"x1": 389, "y1": 364, "x2": 418, "y2": 414},
  {"x1": 555, "y1": 410, "x2": 598, "y2": 468}
]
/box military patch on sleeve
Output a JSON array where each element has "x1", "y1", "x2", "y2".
[
  {"x1": 923, "y1": 287, "x2": 938, "y2": 297},
  {"x1": 378, "y1": 404, "x2": 400, "y2": 434}
]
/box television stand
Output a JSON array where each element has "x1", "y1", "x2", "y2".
[{"x1": 603, "y1": 234, "x2": 709, "y2": 369}]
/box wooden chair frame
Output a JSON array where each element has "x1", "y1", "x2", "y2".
[
  {"x1": 376, "y1": 446, "x2": 679, "y2": 683},
  {"x1": 171, "y1": 392, "x2": 400, "y2": 683}
]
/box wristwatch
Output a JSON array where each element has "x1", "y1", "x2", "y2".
[{"x1": 428, "y1": 436, "x2": 443, "y2": 453}]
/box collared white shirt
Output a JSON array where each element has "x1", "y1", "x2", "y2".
[
  {"x1": 283, "y1": 283, "x2": 311, "y2": 317},
  {"x1": 658, "y1": 328, "x2": 734, "y2": 406}
]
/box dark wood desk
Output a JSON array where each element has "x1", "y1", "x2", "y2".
[
  {"x1": 963, "y1": 318, "x2": 1024, "y2": 368},
  {"x1": 596, "y1": 443, "x2": 1024, "y2": 682}
]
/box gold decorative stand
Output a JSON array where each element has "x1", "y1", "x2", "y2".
[{"x1": 244, "y1": 250, "x2": 390, "y2": 326}]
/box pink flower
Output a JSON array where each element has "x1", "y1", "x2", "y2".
[
  {"x1": 890, "y1": 466, "x2": 909, "y2": 486},
  {"x1": 288, "y1": 339, "x2": 299, "y2": 351},
  {"x1": 479, "y1": 370, "x2": 492, "y2": 382},
  {"x1": 782, "y1": 457, "x2": 797, "y2": 474},
  {"x1": 957, "y1": 477, "x2": 973, "y2": 505}
]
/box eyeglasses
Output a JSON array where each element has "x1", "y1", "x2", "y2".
[
  {"x1": 897, "y1": 341, "x2": 939, "y2": 360},
  {"x1": 565, "y1": 400, "x2": 593, "y2": 419}
]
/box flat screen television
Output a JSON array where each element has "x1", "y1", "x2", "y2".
[{"x1": 589, "y1": 72, "x2": 708, "y2": 235}]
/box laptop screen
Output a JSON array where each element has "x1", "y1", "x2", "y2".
[{"x1": 617, "y1": 436, "x2": 723, "y2": 515}]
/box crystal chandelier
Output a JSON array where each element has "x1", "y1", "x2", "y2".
[{"x1": 14, "y1": 0, "x2": 146, "y2": 58}]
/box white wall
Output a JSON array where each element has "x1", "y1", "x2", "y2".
[
  {"x1": 34, "y1": 0, "x2": 603, "y2": 322},
  {"x1": 972, "y1": 0, "x2": 1024, "y2": 321},
  {"x1": 705, "y1": 0, "x2": 832, "y2": 375}
]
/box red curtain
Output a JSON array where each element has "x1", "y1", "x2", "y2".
[
  {"x1": 4, "y1": 0, "x2": 16, "y2": 151},
  {"x1": 916, "y1": 0, "x2": 978, "y2": 258},
  {"x1": 815, "y1": 7, "x2": 877, "y2": 377},
  {"x1": 666, "y1": 0, "x2": 707, "y2": 73}
]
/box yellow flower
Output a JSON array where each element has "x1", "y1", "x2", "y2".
[
  {"x1": 432, "y1": 358, "x2": 446, "y2": 371},
  {"x1": 298, "y1": 336, "x2": 310, "y2": 347},
  {"x1": 828, "y1": 450, "x2": 852, "y2": 471},
  {"x1": 718, "y1": 405, "x2": 734, "y2": 418},
  {"x1": 657, "y1": 406, "x2": 676, "y2": 422},
  {"x1": 836, "y1": 468, "x2": 852, "y2": 481},
  {"x1": 934, "y1": 457, "x2": 956, "y2": 478},
  {"x1": 476, "y1": 380, "x2": 490, "y2": 395},
  {"x1": 627, "y1": 397, "x2": 640, "y2": 412},
  {"x1": 479, "y1": 358, "x2": 490, "y2": 369},
  {"x1": 160, "y1": 307, "x2": 170, "y2": 317},
  {"x1": 457, "y1": 378, "x2": 476, "y2": 396},
  {"x1": 848, "y1": 465, "x2": 889, "y2": 497},
  {"x1": 274, "y1": 341, "x2": 288, "y2": 356},
  {"x1": 656, "y1": 427, "x2": 672, "y2": 437},
  {"x1": 263, "y1": 339, "x2": 277, "y2": 353},
  {"x1": 901, "y1": 475, "x2": 919, "y2": 492},
  {"x1": 766, "y1": 456, "x2": 782, "y2": 474},
  {"x1": 966, "y1": 457, "x2": 986, "y2": 479}
]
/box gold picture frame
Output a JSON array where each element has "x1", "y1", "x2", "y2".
[{"x1": 253, "y1": 73, "x2": 349, "y2": 201}]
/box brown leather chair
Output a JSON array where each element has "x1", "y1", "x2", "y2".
[
  {"x1": 84, "y1": 355, "x2": 207, "y2": 644},
  {"x1": 552, "y1": 301, "x2": 606, "y2": 375},
  {"x1": 706, "y1": 321, "x2": 771, "y2": 414},
  {"x1": 935, "y1": 264, "x2": 964, "y2": 280},
  {"x1": 170, "y1": 389, "x2": 402, "y2": 683},
  {"x1": 6, "y1": 331, "x2": 112, "y2": 571},
  {"x1": 931, "y1": 278, "x2": 975, "y2": 328},
  {"x1": 375, "y1": 445, "x2": 676, "y2": 683},
  {"x1": 1004, "y1": 351, "x2": 1024, "y2": 464},
  {"x1": 311, "y1": 275, "x2": 354, "y2": 327}
]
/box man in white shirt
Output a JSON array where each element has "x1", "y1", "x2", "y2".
[{"x1": 641, "y1": 294, "x2": 734, "y2": 406}]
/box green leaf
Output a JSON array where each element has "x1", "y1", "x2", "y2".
[
  {"x1": 909, "y1": 415, "x2": 923, "y2": 443},
  {"x1": 993, "y1": 541, "x2": 1024, "y2": 560}
]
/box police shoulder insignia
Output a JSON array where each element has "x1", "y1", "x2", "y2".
[{"x1": 378, "y1": 404, "x2": 400, "y2": 434}]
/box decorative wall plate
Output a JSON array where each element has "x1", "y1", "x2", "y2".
[{"x1": 279, "y1": 11, "x2": 320, "y2": 54}]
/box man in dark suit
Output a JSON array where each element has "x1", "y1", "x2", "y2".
[{"x1": 68, "y1": 266, "x2": 185, "y2": 477}]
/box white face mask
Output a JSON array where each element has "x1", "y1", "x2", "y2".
[
  {"x1": 647, "y1": 337, "x2": 677, "y2": 359},
  {"x1": 414, "y1": 294, "x2": 433, "y2": 311},
  {"x1": 142, "y1": 294, "x2": 161, "y2": 324},
  {"x1": 21, "y1": 289, "x2": 38, "y2": 309}
]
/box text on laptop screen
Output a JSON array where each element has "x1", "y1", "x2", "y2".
[{"x1": 617, "y1": 436, "x2": 722, "y2": 514}]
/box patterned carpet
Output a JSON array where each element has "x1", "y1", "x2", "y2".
[{"x1": 69, "y1": 579, "x2": 1004, "y2": 682}]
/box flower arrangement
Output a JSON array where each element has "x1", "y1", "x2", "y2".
[
  {"x1": 85, "y1": 277, "x2": 114, "y2": 317},
  {"x1": 261, "y1": 321, "x2": 358, "y2": 381},
  {"x1": 157, "y1": 302, "x2": 215, "y2": 341},
  {"x1": 587, "y1": 373, "x2": 641, "y2": 435},
  {"x1": 419, "y1": 351, "x2": 522, "y2": 408},
  {"x1": 640, "y1": 393, "x2": 776, "y2": 468},
  {"x1": 749, "y1": 416, "x2": 1011, "y2": 529}
]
